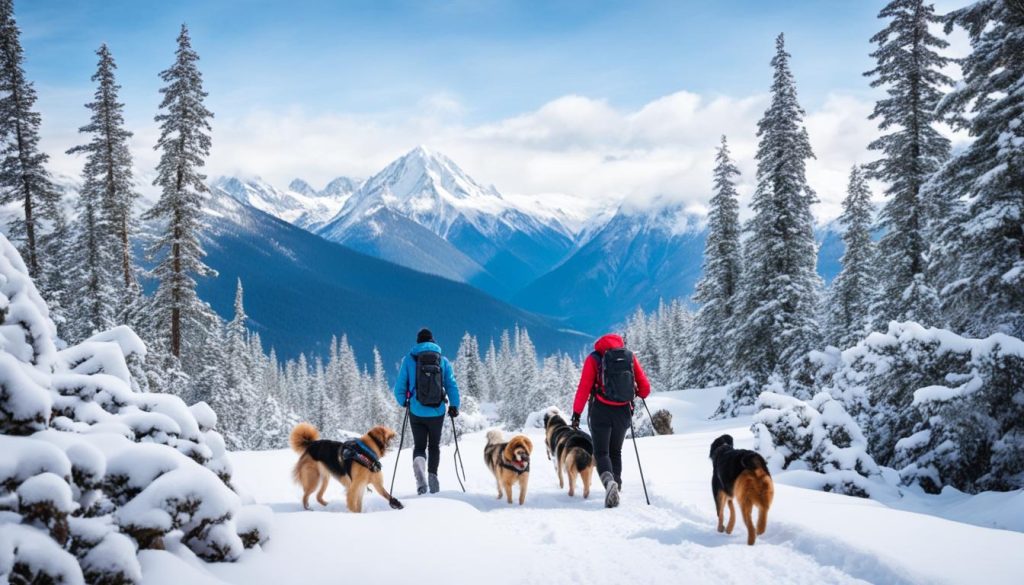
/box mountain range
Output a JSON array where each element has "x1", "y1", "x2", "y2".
[
  {"x1": 194, "y1": 188, "x2": 589, "y2": 366},
  {"x1": 214, "y1": 146, "x2": 848, "y2": 337}
]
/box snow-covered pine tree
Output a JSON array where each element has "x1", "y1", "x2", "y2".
[
  {"x1": 929, "y1": 0, "x2": 1024, "y2": 338},
  {"x1": 334, "y1": 336, "x2": 361, "y2": 431},
  {"x1": 668, "y1": 299, "x2": 693, "y2": 390},
  {"x1": 689, "y1": 135, "x2": 743, "y2": 388},
  {"x1": 212, "y1": 279, "x2": 258, "y2": 449},
  {"x1": 369, "y1": 347, "x2": 398, "y2": 430},
  {"x1": 66, "y1": 43, "x2": 139, "y2": 299},
  {"x1": 825, "y1": 166, "x2": 877, "y2": 349},
  {"x1": 864, "y1": 0, "x2": 951, "y2": 328},
  {"x1": 143, "y1": 24, "x2": 215, "y2": 358},
  {"x1": 64, "y1": 46, "x2": 137, "y2": 341},
  {"x1": 484, "y1": 338, "x2": 500, "y2": 402},
  {"x1": 731, "y1": 34, "x2": 821, "y2": 397},
  {"x1": 0, "y1": 0, "x2": 64, "y2": 282},
  {"x1": 454, "y1": 332, "x2": 490, "y2": 401}
]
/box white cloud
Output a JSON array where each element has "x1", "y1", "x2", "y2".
[{"x1": 44, "y1": 86, "x2": 885, "y2": 225}]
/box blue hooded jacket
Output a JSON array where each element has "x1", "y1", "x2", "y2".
[{"x1": 393, "y1": 342, "x2": 460, "y2": 418}]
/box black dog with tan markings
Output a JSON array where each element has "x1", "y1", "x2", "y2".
[
  {"x1": 709, "y1": 434, "x2": 774, "y2": 545},
  {"x1": 543, "y1": 411, "x2": 595, "y2": 498}
]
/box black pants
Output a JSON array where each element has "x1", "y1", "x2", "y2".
[
  {"x1": 588, "y1": 400, "x2": 631, "y2": 485},
  {"x1": 410, "y1": 414, "x2": 444, "y2": 474}
]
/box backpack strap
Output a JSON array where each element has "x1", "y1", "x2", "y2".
[{"x1": 589, "y1": 351, "x2": 602, "y2": 398}]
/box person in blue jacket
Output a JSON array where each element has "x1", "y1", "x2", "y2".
[{"x1": 393, "y1": 328, "x2": 460, "y2": 494}]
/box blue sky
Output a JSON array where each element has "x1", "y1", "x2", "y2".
[
  {"x1": 22, "y1": 0, "x2": 881, "y2": 120},
  {"x1": 17, "y1": 1, "x2": 968, "y2": 222}
]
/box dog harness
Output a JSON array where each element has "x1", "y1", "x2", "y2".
[
  {"x1": 500, "y1": 458, "x2": 530, "y2": 475},
  {"x1": 341, "y1": 439, "x2": 382, "y2": 473}
]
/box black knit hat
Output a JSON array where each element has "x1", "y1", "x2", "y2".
[{"x1": 417, "y1": 328, "x2": 434, "y2": 343}]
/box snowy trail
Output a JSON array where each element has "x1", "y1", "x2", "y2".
[{"x1": 141, "y1": 389, "x2": 1024, "y2": 585}]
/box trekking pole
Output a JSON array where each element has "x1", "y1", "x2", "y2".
[
  {"x1": 629, "y1": 416, "x2": 651, "y2": 505},
  {"x1": 641, "y1": 398, "x2": 656, "y2": 432},
  {"x1": 389, "y1": 402, "x2": 411, "y2": 496},
  {"x1": 449, "y1": 412, "x2": 467, "y2": 493}
]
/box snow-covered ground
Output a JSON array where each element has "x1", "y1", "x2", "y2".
[{"x1": 141, "y1": 388, "x2": 1024, "y2": 585}]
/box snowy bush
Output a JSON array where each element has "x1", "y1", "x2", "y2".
[
  {"x1": 442, "y1": 394, "x2": 489, "y2": 444},
  {"x1": 780, "y1": 322, "x2": 1024, "y2": 494},
  {"x1": 714, "y1": 375, "x2": 769, "y2": 418},
  {"x1": 0, "y1": 234, "x2": 269, "y2": 583},
  {"x1": 752, "y1": 391, "x2": 883, "y2": 498}
]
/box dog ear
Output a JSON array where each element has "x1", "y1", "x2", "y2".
[{"x1": 523, "y1": 436, "x2": 533, "y2": 452}]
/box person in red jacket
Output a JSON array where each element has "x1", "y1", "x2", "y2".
[{"x1": 571, "y1": 333, "x2": 651, "y2": 508}]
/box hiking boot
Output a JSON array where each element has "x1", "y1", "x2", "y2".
[
  {"x1": 615, "y1": 476, "x2": 623, "y2": 493},
  {"x1": 413, "y1": 457, "x2": 428, "y2": 495},
  {"x1": 428, "y1": 473, "x2": 440, "y2": 494},
  {"x1": 601, "y1": 471, "x2": 620, "y2": 508}
]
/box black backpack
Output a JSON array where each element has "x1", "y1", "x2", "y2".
[
  {"x1": 593, "y1": 347, "x2": 636, "y2": 403},
  {"x1": 413, "y1": 351, "x2": 446, "y2": 407}
]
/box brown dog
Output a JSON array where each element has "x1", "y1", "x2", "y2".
[
  {"x1": 290, "y1": 423, "x2": 403, "y2": 513},
  {"x1": 483, "y1": 430, "x2": 532, "y2": 505},
  {"x1": 543, "y1": 411, "x2": 595, "y2": 498},
  {"x1": 709, "y1": 434, "x2": 774, "y2": 545}
]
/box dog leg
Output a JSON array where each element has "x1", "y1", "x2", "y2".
[
  {"x1": 518, "y1": 475, "x2": 528, "y2": 505},
  {"x1": 582, "y1": 467, "x2": 592, "y2": 499},
  {"x1": 741, "y1": 499, "x2": 756, "y2": 545},
  {"x1": 371, "y1": 474, "x2": 392, "y2": 503},
  {"x1": 725, "y1": 499, "x2": 736, "y2": 534},
  {"x1": 504, "y1": 478, "x2": 514, "y2": 504},
  {"x1": 316, "y1": 475, "x2": 330, "y2": 507},
  {"x1": 556, "y1": 457, "x2": 564, "y2": 489},
  {"x1": 495, "y1": 477, "x2": 503, "y2": 500},
  {"x1": 756, "y1": 504, "x2": 768, "y2": 536},
  {"x1": 715, "y1": 491, "x2": 726, "y2": 533},
  {"x1": 346, "y1": 485, "x2": 362, "y2": 513}
]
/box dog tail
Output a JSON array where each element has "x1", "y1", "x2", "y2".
[
  {"x1": 486, "y1": 429, "x2": 505, "y2": 445},
  {"x1": 290, "y1": 422, "x2": 320, "y2": 453},
  {"x1": 573, "y1": 448, "x2": 592, "y2": 472}
]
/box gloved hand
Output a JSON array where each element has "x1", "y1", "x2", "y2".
[
  {"x1": 389, "y1": 497, "x2": 404, "y2": 510},
  {"x1": 571, "y1": 413, "x2": 581, "y2": 429},
  {"x1": 448, "y1": 406, "x2": 459, "y2": 418}
]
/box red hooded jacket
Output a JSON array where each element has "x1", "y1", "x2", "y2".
[{"x1": 573, "y1": 334, "x2": 651, "y2": 415}]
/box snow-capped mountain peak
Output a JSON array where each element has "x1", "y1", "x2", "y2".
[
  {"x1": 211, "y1": 175, "x2": 357, "y2": 232},
  {"x1": 288, "y1": 178, "x2": 317, "y2": 197},
  {"x1": 327, "y1": 146, "x2": 539, "y2": 238},
  {"x1": 315, "y1": 147, "x2": 577, "y2": 295}
]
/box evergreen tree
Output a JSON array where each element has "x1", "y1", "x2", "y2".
[
  {"x1": 65, "y1": 46, "x2": 139, "y2": 341},
  {"x1": 689, "y1": 136, "x2": 743, "y2": 387},
  {"x1": 864, "y1": 0, "x2": 951, "y2": 327},
  {"x1": 930, "y1": 0, "x2": 1024, "y2": 338},
  {"x1": 732, "y1": 34, "x2": 821, "y2": 392},
  {"x1": 454, "y1": 332, "x2": 490, "y2": 401},
  {"x1": 825, "y1": 166, "x2": 877, "y2": 348},
  {"x1": 484, "y1": 338, "x2": 500, "y2": 402},
  {"x1": 66, "y1": 44, "x2": 140, "y2": 294},
  {"x1": 143, "y1": 24, "x2": 215, "y2": 357},
  {"x1": 0, "y1": 0, "x2": 64, "y2": 280}
]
